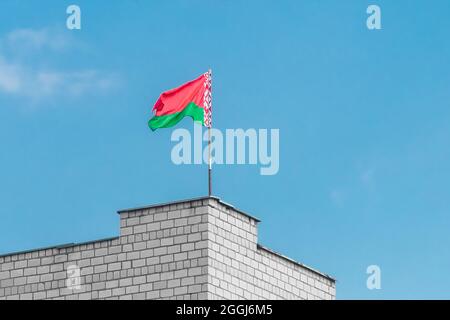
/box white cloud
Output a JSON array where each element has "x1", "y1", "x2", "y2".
[
  {"x1": 0, "y1": 57, "x2": 21, "y2": 93},
  {"x1": 0, "y1": 28, "x2": 119, "y2": 103},
  {"x1": 0, "y1": 56, "x2": 118, "y2": 100},
  {"x1": 360, "y1": 168, "x2": 375, "y2": 186},
  {"x1": 330, "y1": 189, "x2": 346, "y2": 207},
  {"x1": 4, "y1": 28, "x2": 69, "y2": 53}
]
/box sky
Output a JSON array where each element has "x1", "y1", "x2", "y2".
[{"x1": 0, "y1": 0, "x2": 449, "y2": 299}]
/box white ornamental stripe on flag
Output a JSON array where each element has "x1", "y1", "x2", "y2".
[{"x1": 203, "y1": 70, "x2": 212, "y2": 127}]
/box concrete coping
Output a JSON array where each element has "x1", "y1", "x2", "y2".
[
  {"x1": 257, "y1": 244, "x2": 336, "y2": 282},
  {"x1": 0, "y1": 237, "x2": 119, "y2": 259},
  {"x1": 117, "y1": 196, "x2": 261, "y2": 223}
]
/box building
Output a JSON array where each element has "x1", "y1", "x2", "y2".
[{"x1": 0, "y1": 197, "x2": 336, "y2": 300}]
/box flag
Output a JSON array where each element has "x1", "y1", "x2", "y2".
[{"x1": 148, "y1": 71, "x2": 212, "y2": 131}]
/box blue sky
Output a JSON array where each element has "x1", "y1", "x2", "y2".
[{"x1": 0, "y1": 0, "x2": 449, "y2": 299}]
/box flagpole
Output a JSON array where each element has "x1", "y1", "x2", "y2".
[
  {"x1": 208, "y1": 69, "x2": 212, "y2": 197},
  {"x1": 208, "y1": 126, "x2": 212, "y2": 196}
]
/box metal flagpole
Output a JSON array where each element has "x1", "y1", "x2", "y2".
[
  {"x1": 207, "y1": 69, "x2": 212, "y2": 197},
  {"x1": 208, "y1": 126, "x2": 212, "y2": 196}
]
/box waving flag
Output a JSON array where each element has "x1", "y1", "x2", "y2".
[{"x1": 149, "y1": 71, "x2": 212, "y2": 131}]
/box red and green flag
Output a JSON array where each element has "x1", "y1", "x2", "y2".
[{"x1": 149, "y1": 71, "x2": 212, "y2": 131}]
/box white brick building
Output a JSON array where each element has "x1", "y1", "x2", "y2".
[{"x1": 0, "y1": 197, "x2": 336, "y2": 300}]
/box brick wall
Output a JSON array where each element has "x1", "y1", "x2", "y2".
[
  {"x1": 0, "y1": 197, "x2": 335, "y2": 300},
  {"x1": 206, "y1": 200, "x2": 335, "y2": 299}
]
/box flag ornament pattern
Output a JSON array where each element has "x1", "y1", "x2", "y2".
[
  {"x1": 203, "y1": 71, "x2": 212, "y2": 127},
  {"x1": 149, "y1": 71, "x2": 212, "y2": 131}
]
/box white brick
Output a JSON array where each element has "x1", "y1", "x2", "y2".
[
  {"x1": 146, "y1": 222, "x2": 160, "y2": 231},
  {"x1": 0, "y1": 271, "x2": 10, "y2": 280},
  {"x1": 154, "y1": 212, "x2": 168, "y2": 221},
  {"x1": 95, "y1": 248, "x2": 108, "y2": 257},
  {"x1": 160, "y1": 288, "x2": 173, "y2": 297},
  {"x1": 126, "y1": 217, "x2": 140, "y2": 226},
  {"x1": 14, "y1": 260, "x2": 27, "y2": 268},
  {"x1": 99, "y1": 290, "x2": 112, "y2": 299},
  {"x1": 79, "y1": 292, "x2": 92, "y2": 300},
  {"x1": 112, "y1": 287, "x2": 126, "y2": 296},
  {"x1": 33, "y1": 292, "x2": 46, "y2": 300},
  {"x1": 133, "y1": 224, "x2": 146, "y2": 234}
]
